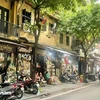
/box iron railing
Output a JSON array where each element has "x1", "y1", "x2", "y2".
[{"x1": 0, "y1": 19, "x2": 19, "y2": 37}]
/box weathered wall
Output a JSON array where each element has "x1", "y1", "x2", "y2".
[{"x1": 0, "y1": 1, "x2": 72, "y2": 51}]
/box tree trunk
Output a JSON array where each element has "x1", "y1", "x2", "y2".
[
  {"x1": 80, "y1": 42, "x2": 88, "y2": 83},
  {"x1": 83, "y1": 51, "x2": 88, "y2": 83},
  {"x1": 30, "y1": 7, "x2": 41, "y2": 79}
]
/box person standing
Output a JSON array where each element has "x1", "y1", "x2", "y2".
[
  {"x1": 0, "y1": 63, "x2": 6, "y2": 83},
  {"x1": 98, "y1": 69, "x2": 100, "y2": 81}
]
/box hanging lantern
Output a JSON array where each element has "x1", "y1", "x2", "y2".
[{"x1": 41, "y1": 18, "x2": 47, "y2": 24}]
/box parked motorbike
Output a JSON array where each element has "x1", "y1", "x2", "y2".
[
  {"x1": 0, "y1": 72, "x2": 24, "y2": 99},
  {"x1": 60, "y1": 72, "x2": 77, "y2": 84},
  {"x1": 0, "y1": 82, "x2": 23, "y2": 100},
  {"x1": 0, "y1": 86, "x2": 13, "y2": 100},
  {"x1": 17, "y1": 72, "x2": 39, "y2": 94}
]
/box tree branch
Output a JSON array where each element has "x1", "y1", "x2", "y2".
[
  {"x1": 38, "y1": 0, "x2": 46, "y2": 8},
  {"x1": 86, "y1": 30, "x2": 98, "y2": 52}
]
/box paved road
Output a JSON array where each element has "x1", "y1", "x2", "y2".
[{"x1": 27, "y1": 82, "x2": 100, "y2": 100}]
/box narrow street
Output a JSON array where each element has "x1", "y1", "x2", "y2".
[
  {"x1": 0, "y1": 1, "x2": 100, "y2": 100},
  {"x1": 26, "y1": 82, "x2": 100, "y2": 100}
]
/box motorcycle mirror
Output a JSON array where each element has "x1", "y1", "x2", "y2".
[{"x1": 4, "y1": 75, "x2": 8, "y2": 81}]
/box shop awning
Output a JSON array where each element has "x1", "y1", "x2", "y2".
[
  {"x1": 0, "y1": 37, "x2": 28, "y2": 48},
  {"x1": 14, "y1": 41, "x2": 79, "y2": 56},
  {"x1": 38, "y1": 44, "x2": 78, "y2": 56}
]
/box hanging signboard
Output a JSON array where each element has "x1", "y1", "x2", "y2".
[
  {"x1": 0, "y1": 44, "x2": 13, "y2": 52},
  {"x1": 19, "y1": 47, "x2": 32, "y2": 53}
]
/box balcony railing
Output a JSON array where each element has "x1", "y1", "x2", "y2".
[{"x1": 0, "y1": 19, "x2": 19, "y2": 37}]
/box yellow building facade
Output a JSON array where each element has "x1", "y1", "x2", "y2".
[
  {"x1": 0, "y1": 0, "x2": 72, "y2": 50},
  {"x1": 0, "y1": 0, "x2": 77, "y2": 79}
]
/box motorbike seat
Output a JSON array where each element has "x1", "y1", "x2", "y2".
[
  {"x1": 0, "y1": 83, "x2": 10, "y2": 87},
  {"x1": 0, "y1": 85, "x2": 12, "y2": 92}
]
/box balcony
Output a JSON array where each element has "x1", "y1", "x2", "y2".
[
  {"x1": 0, "y1": 19, "x2": 19, "y2": 38},
  {"x1": 71, "y1": 40, "x2": 81, "y2": 53}
]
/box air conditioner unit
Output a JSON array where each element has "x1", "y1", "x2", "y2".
[{"x1": 22, "y1": 23, "x2": 30, "y2": 33}]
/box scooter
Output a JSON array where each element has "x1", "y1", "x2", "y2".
[
  {"x1": 0, "y1": 82, "x2": 23, "y2": 100},
  {"x1": 0, "y1": 86, "x2": 13, "y2": 100},
  {"x1": 17, "y1": 72, "x2": 39, "y2": 94},
  {"x1": 0, "y1": 72, "x2": 24, "y2": 99},
  {"x1": 60, "y1": 72, "x2": 77, "y2": 84}
]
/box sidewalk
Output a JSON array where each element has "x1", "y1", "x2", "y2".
[{"x1": 21, "y1": 80, "x2": 99, "y2": 100}]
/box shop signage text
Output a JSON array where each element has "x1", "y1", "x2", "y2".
[{"x1": 0, "y1": 44, "x2": 12, "y2": 52}]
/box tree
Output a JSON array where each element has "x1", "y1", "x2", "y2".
[
  {"x1": 57, "y1": 4, "x2": 100, "y2": 82},
  {"x1": 24, "y1": 0, "x2": 85, "y2": 79}
]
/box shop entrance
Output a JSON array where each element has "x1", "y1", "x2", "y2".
[{"x1": 36, "y1": 54, "x2": 46, "y2": 76}]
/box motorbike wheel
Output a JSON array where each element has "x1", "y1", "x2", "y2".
[
  {"x1": 60, "y1": 77, "x2": 67, "y2": 83},
  {"x1": 1, "y1": 97, "x2": 8, "y2": 100},
  {"x1": 71, "y1": 79, "x2": 77, "y2": 84},
  {"x1": 15, "y1": 88, "x2": 23, "y2": 99},
  {"x1": 31, "y1": 84, "x2": 38, "y2": 94},
  {"x1": 3, "y1": 97, "x2": 15, "y2": 100}
]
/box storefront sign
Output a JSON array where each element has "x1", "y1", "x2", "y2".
[
  {"x1": 19, "y1": 47, "x2": 32, "y2": 53},
  {"x1": 0, "y1": 44, "x2": 13, "y2": 52}
]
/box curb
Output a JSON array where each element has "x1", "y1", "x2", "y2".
[
  {"x1": 22, "y1": 81, "x2": 99, "y2": 100},
  {"x1": 22, "y1": 92, "x2": 49, "y2": 100},
  {"x1": 40, "y1": 81, "x2": 99, "y2": 100}
]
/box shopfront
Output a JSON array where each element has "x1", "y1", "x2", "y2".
[
  {"x1": 18, "y1": 47, "x2": 32, "y2": 75},
  {"x1": 36, "y1": 44, "x2": 78, "y2": 78},
  {"x1": 61, "y1": 53, "x2": 78, "y2": 75},
  {"x1": 0, "y1": 38, "x2": 27, "y2": 83}
]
